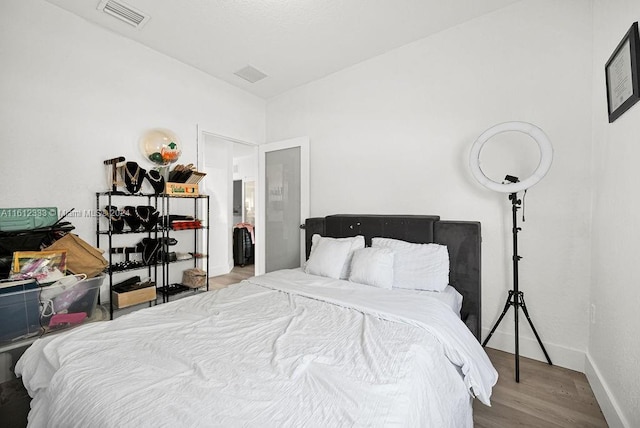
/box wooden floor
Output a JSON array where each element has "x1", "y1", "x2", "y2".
[
  {"x1": 474, "y1": 348, "x2": 607, "y2": 427},
  {"x1": 208, "y1": 264, "x2": 254, "y2": 289},
  {"x1": 211, "y1": 267, "x2": 609, "y2": 428}
]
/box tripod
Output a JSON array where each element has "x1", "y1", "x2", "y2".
[{"x1": 482, "y1": 191, "x2": 552, "y2": 382}]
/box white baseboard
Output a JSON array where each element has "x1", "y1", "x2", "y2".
[
  {"x1": 484, "y1": 329, "x2": 631, "y2": 427},
  {"x1": 208, "y1": 262, "x2": 233, "y2": 277},
  {"x1": 482, "y1": 327, "x2": 585, "y2": 372},
  {"x1": 585, "y1": 353, "x2": 630, "y2": 428}
]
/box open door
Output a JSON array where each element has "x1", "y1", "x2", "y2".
[
  {"x1": 255, "y1": 137, "x2": 309, "y2": 275},
  {"x1": 197, "y1": 128, "x2": 258, "y2": 277}
]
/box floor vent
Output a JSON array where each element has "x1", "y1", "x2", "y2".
[{"x1": 97, "y1": 0, "x2": 150, "y2": 29}]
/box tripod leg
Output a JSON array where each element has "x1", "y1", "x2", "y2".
[
  {"x1": 515, "y1": 292, "x2": 520, "y2": 382},
  {"x1": 520, "y1": 293, "x2": 553, "y2": 365},
  {"x1": 482, "y1": 290, "x2": 514, "y2": 347}
]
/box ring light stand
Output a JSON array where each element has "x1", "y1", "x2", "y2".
[{"x1": 469, "y1": 121, "x2": 553, "y2": 382}]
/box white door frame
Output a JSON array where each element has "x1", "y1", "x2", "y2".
[
  {"x1": 256, "y1": 136, "x2": 310, "y2": 275},
  {"x1": 197, "y1": 127, "x2": 258, "y2": 275}
]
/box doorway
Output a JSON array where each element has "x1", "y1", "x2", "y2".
[
  {"x1": 231, "y1": 143, "x2": 257, "y2": 273},
  {"x1": 198, "y1": 131, "x2": 257, "y2": 277},
  {"x1": 198, "y1": 130, "x2": 309, "y2": 278}
]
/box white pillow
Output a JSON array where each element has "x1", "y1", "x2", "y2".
[
  {"x1": 308, "y1": 234, "x2": 365, "y2": 279},
  {"x1": 371, "y1": 237, "x2": 449, "y2": 291},
  {"x1": 348, "y1": 247, "x2": 394, "y2": 289},
  {"x1": 305, "y1": 235, "x2": 357, "y2": 279}
]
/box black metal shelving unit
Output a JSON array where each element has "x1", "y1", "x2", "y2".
[
  {"x1": 158, "y1": 194, "x2": 210, "y2": 303},
  {"x1": 96, "y1": 192, "x2": 210, "y2": 319}
]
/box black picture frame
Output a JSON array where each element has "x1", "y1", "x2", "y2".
[{"x1": 605, "y1": 22, "x2": 640, "y2": 123}]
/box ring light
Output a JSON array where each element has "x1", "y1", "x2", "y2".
[
  {"x1": 471, "y1": 121, "x2": 555, "y2": 381},
  {"x1": 469, "y1": 121, "x2": 553, "y2": 193}
]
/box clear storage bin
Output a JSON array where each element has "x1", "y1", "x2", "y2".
[{"x1": 0, "y1": 274, "x2": 104, "y2": 344}]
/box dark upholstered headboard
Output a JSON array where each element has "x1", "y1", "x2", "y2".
[{"x1": 304, "y1": 215, "x2": 481, "y2": 341}]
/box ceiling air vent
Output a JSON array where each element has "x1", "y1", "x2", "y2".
[
  {"x1": 97, "y1": 0, "x2": 150, "y2": 29},
  {"x1": 234, "y1": 65, "x2": 268, "y2": 84}
]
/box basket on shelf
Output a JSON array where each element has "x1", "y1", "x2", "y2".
[{"x1": 182, "y1": 268, "x2": 207, "y2": 289}]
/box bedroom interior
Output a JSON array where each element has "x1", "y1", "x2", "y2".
[{"x1": 0, "y1": 0, "x2": 639, "y2": 427}]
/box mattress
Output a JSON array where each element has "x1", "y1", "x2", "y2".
[
  {"x1": 16, "y1": 269, "x2": 497, "y2": 427},
  {"x1": 398, "y1": 285, "x2": 463, "y2": 316}
]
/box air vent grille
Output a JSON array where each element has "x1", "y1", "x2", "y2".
[
  {"x1": 234, "y1": 65, "x2": 268, "y2": 84},
  {"x1": 97, "y1": 0, "x2": 150, "y2": 28}
]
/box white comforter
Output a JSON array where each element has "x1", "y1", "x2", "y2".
[{"x1": 16, "y1": 269, "x2": 497, "y2": 428}]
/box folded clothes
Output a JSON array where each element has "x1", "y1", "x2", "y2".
[
  {"x1": 159, "y1": 215, "x2": 194, "y2": 229},
  {"x1": 111, "y1": 276, "x2": 140, "y2": 292},
  {"x1": 49, "y1": 312, "x2": 87, "y2": 328},
  {"x1": 171, "y1": 220, "x2": 202, "y2": 230},
  {"x1": 112, "y1": 280, "x2": 155, "y2": 294},
  {"x1": 175, "y1": 252, "x2": 192, "y2": 261}
]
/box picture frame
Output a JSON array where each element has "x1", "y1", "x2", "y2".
[{"x1": 605, "y1": 22, "x2": 640, "y2": 123}]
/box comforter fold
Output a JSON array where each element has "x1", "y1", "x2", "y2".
[{"x1": 245, "y1": 269, "x2": 497, "y2": 405}]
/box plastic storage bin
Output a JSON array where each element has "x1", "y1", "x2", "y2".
[{"x1": 0, "y1": 274, "x2": 104, "y2": 344}]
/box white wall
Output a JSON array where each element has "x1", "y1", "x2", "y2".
[
  {"x1": 588, "y1": 1, "x2": 640, "y2": 426},
  {"x1": 202, "y1": 135, "x2": 234, "y2": 276},
  {"x1": 267, "y1": 0, "x2": 594, "y2": 370},
  {"x1": 0, "y1": 1, "x2": 265, "y2": 297},
  {"x1": 234, "y1": 154, "x2": 258, "y2": 184}
]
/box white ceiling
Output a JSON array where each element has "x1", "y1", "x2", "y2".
[{"x1": 45, "y1": 0, "x2": 519, "y2": 99}]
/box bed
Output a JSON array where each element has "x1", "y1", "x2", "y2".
[{"x1": 15, "y1": 214, "x2": 497, "y2": 427}]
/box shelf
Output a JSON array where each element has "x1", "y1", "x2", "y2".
[
  {"x1": 97, "y1": 191, "x2": 209, "y2": 319},
  {"x1": 96, "y1": 191, "x2": 159, "y2": 197},
  {"x1": 158, "y1": 283, "x2": 191, "y2": 296},
  {"x1": 164, "y1": 194, "x2": 209, "y2": 199},
  {"x1": 108, "y1": 264, "x2": 154, "y2": 274},
  {"x1": 96, "y1": 192, "x2": 209, "y2": 199},
  {"x1": 169, "y1": 257, "x2": 197, "y2": 264},
  {"x1": 98, "y1": 228, "x2": 163, "y2": 235},
  {"x1": 96, "y1": 191, "x2": 208, "y2": 199},
  {"x1": 107, "y1": 257, "x2": 203, "y2": 274},
  {"x1": 98, "y1": 226, "x2": 209, "y2": 235},
  {"x1": 169, "y1": 226, "x2": 208, "y2": 231}
]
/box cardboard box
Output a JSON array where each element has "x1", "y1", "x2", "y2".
[
  {"x1": 165, "y1": 182, "x2": 199, "y2": 197},
  {"x1": 112, "y1": 285, "x2": 156, "y2": 309}
]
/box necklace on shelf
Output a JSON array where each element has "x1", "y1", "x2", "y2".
[
  {"x1": 104, "y1": 205, "x2": 124, "y2": 232},
  {"x1": 124, "y1": 162, "x2": 145, "y2": 194},
  {"x1": 126, "y1": 164, "x2": 141, "y2": 185},
  {"x1": 146, "y1": 170, "x2": 165, "y2": 194},
  {"x1": 104, "y1": 205, "x2": 121, "y2": 220},
  {"x1": 136, "y1": 206, "x2": 150, "y2": 223},
  {"x1": 147, "y1": 170, "x2": 163, "y2": 183},
  {"x1": 122, "y1": 206, "x2": 141, "y2": 231}
]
